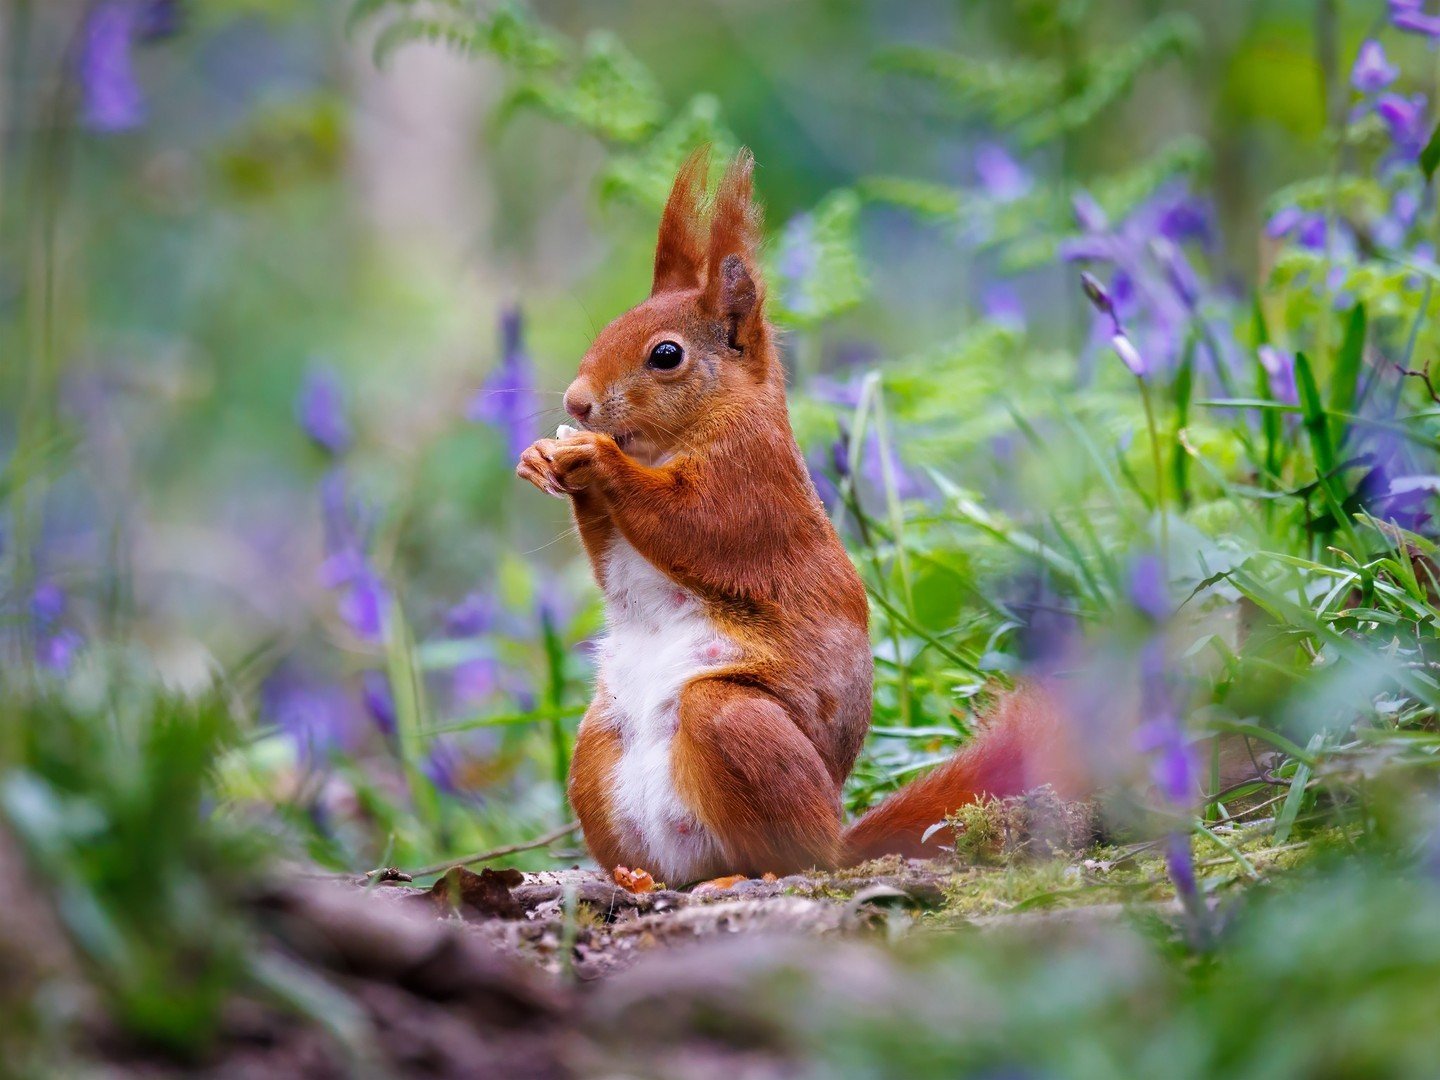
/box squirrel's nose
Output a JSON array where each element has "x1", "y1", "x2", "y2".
[{"x1": 564, "y1": 390, "x2": 594, "y2": 421}]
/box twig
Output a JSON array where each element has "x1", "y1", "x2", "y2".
[
  {"x1": 385, "y1": 820, "x2": 581, "y2": 880},
  {"x1": 1395, "y1": 359, "x2": 1440, "y2": 405}
]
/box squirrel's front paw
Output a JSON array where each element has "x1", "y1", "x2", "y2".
[{"x1": 516, "y1": 430, "x2": 610, "y2": 497}]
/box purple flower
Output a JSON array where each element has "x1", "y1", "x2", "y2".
[
  {"x1": 317, "y1": 469, "x2": 388, "y2": 643},
  {"x1": 1157, "y1": 197, "x2": 1213, "y2": 247},
  {"x1": 830, "y1": 436, "x2": 851, "y2": 481},
  {"x1": 337, "y1": 568, "x2": 388, "y2": 642},
  {"x1": 1266, "y1": 206, "x2": 1304, "y2": 238},
  {"x1": 1296, "y1": 213, "x2": 1328, "y2": 251},
  {"x1": 1258, "y1": 345, "x2": 1299, "y2": 405},
  {"x1": 297, "y1": 367, "x2": 351, "y2": 456},
  {"x1": 1134, "y1": 640, "x2": 1197, "y2": 807},
  {"x1": 1071, "y1": 191, "x2": 1109, "y2": 233},
  {"x1": 423, "y1": 734, "x2": 495, "y2": 802},
  {"x1": 1164, "y1": 831, "x2": 1199, "y2": 904},
  {"x1": 1392, "y1": 0, "x2": 1440, "y2": 37},
  {"x1": 1128, "y1": 553, "x2": 1169, "y2": 623},
  {"x1": 1376, "y1": 92, "x2": 1429, "y2": 156},
  {"x1": 265, "y1": 674, "x2": 360, "y2": 764},
  {"x1": 361, "y1": 671, "x2": 396, "y2": 737},
  {"x1": 1352, "y1": 40, "x2": 1400, "y2": 93},
  {"x1": 445, "y1": 592, "x2": 496, "y2": 637},
  {"x1": 1111, "y1": 333, "x2": 1146, "y2": 378},
  {"x1": 137, "y1": 0, "x2": 183, "y2": 41},
  {"x1": 1079, "y1": 271, "x2": 1120, "y2": 333},
  {"x1": 973, "y1": 142, "x2": 1031, "y2": 202},
  {"x1": 1151, "y1": 239, "x2": 1199, "y2": 310},
  {"x1": 30, "y1": 582, "x2": 66, "y2": 628},
  {"x1": 37, "y1": 629, "x2": 84, "y2": 673},
  {"x1": 452, "y1": 657, "x2": 500, "y2": 707},
  {"x1": 807, "y1": 453, "x2": 842, "y2": 512},
  {"x1": 467, "y1": 307, "x2": 538, "y2": 461},
  {"x1": 981, "y1": 284, "x2": 1026, "y2": 332},
  {"x1": 29, "y1": 583, "x2": 82, "y2": 673},
  {"x1": 77, "y1": 1, "x2": 146, "y2": 132}
]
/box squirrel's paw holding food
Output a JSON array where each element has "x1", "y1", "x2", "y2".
[{"x1": 517, "y1": 431, "x2": 612, "y2": 496}]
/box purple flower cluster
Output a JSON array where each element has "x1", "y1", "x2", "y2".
[
  {"x1": 76, "y1": 1, "x2": 183, "y2": 133},
  {"x1": 30, "y1": 582, "x2": 84, "y2": 673},
  {"x1": 1063, "y1": 183, "x2": 1218, "y2": 380},
  {"x1": 1391, "y1": 0, "x2": 1440, "y2": 38},
  {"x1": 297, "y1": 367, "x2": 352, "y2": 456},
  {"x1": 318, "y1": 470, "x2": 389, "y2": 643},
  {"x1": 467, "y1": 307, "x2": 539, "y2": 462},
  {"x1": 1127, "y1": 555, "x2": 1203, "y2": 915}
]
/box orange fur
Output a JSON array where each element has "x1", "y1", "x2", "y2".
[{"x1": 519, "y1": 148, "x2": 1088, "y2": 877}]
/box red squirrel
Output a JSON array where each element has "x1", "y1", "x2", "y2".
[{"x1": 516, "y1": 148, "x2": 1086, "y2": 883}]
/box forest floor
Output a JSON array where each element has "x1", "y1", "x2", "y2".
[{"x1": 66, "y1": 791, "x2": 1305, "y2": 1077}]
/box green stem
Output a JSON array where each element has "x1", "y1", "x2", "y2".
[{"x1": 1138, "y1": 376, "x2": 1168, "y2": 565}]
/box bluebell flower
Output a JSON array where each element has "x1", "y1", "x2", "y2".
[
  {"x1": 361, "y1": 671, "x2": 396, "y2": 737},
  {"x1": 30, "y1": 583, "x2": 82, "y2": 674},
  {"x1": 1064, "y1": 184, "x2": 1216, "y2": 381},
  {"x1": 467, "y1": 307, "x2": 539, "y2": 461},
  {"x1": 981, "y1": 284, "x2": 1026, "y2": 332},
  {"x1": 1157, "y1": 196, "x2": 1214, "y2": 248},
  {"x1": 1296, "y1": 213, "x2": 1328, "y2": 250},
  {"x1": 1266, "y1": 206, "x2": 1305, "y2": 238},
  {"x1": 973, "y1": 142, "x2": 1031, "y2": 202},
  {"x1": 1127, "y1": 552, "x2": 1169, "y2": 623},
  {"x1": 78, "y1": 1, "x2": 146, "y2": 132},
  {"x1": 317, "y1": 469, "x2": 389, "y2": 643},
  {"x1": 264, "y1": 672, "x2": 360, "y2": 764},
  {"x1": 1391, "y1": 0, "x2": 1440, "y2": 37},
  {"x1": 1352, "y1": 40, "x2": 1400, "y2": 93},
  {"x1": 423, "y1": 733, "x2": 496, "y2": 802},
  {"x1": 137, "y1": 0, "x2": 183, "y2": 41},
  {"x1": 452, "y1": 657, "x2": 500, "y2": 708},
  {"x1": 1258, "y1": 346, "x2": 1299, "y2": 405},
  {"x1": 297, "y1": 367, "x2": 352, "y2": 456},
  {"x1": 445, "y1": 592, "x2": 497, "y2": 637},
  {"x1": 1133, "y1": 636, "x2": 1200, "y2": 912},
  {"x1": 1376, "y1": 92, "x2": 1429, "y2": 156}
]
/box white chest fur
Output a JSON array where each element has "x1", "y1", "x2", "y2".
[{"x1": 598, "y1": 536, "x2": 736, "y2": 883}]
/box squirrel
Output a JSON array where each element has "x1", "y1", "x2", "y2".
[{"x1": 516, "y1": 147, "x2": 1088, "y2": 885}]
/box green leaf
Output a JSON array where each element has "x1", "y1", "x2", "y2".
[
  {"x1": 1421, "y1": 119, "x2": 1440, "y2": 181},
  {"x1": 1328, "y1": 303, "x2": 1366, "y2": 447}
]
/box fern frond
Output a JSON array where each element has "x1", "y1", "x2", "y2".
[
  {"x1": 874, "y1": 46, "x2": 1061, "y2": 126},
  {"x1": 1018, "y1": 13, "x2": 1201, "y2": 145},
  {"x1": 857, "y1": 176, "x2": 966, "y2": 221},
  {"x1": 598, "y1": 95, "x2": 737, "y2": 208}
]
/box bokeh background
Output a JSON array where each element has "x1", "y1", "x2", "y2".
[{"x1": 11, "y1": 1, "x2": 1440, "y2": 1073}]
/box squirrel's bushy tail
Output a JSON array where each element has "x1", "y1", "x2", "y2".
[{"x1": 841, "y1": 682, "x2": 1089, "y2": 865}]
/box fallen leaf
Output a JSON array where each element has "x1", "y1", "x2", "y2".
[
  {"x1": 613, "y1": 866, "x2": 656, "y2": 893},
  {"x1": 425, "y1": 866, "x2": 526, "y2": 918}
]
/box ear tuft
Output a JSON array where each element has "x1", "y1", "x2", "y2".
[
  {"x1": 703, "y1": 148, "x2": 765, "y2": 351},
  {"x1": 651, "y1": 145, "x2": 710, "y2": 295}
]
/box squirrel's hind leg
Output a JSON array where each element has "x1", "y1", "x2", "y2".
[
  {"x1": 568, "y1": 704, "x2": 635, "y2": 872},
  {"x1": 672, "y1": 678, "x2": 841, "y2": 877}
]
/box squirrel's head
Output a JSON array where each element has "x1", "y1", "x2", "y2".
[{"x1": 563, "y1": 147, "x2": 772, "y2": 463}]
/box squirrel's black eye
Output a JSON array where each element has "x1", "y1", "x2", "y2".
[{"x1": 647, "y1": 340, "x2": 684, "y2": 371}]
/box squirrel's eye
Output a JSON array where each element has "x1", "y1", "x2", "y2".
[{"x1": 647, "y1": 340, "x2": 684, "y2": 371}]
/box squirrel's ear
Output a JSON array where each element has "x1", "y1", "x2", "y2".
[
  {"x1": 651, "y1": 146, "x2": 709, "y2": 295},
  {"x1": 702, "y1": 148, "x2": 765, "y2": 352}
]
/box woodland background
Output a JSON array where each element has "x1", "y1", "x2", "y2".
[{"x1": 7, "y1": 0, "x2": 1440, "y2": 1075}]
